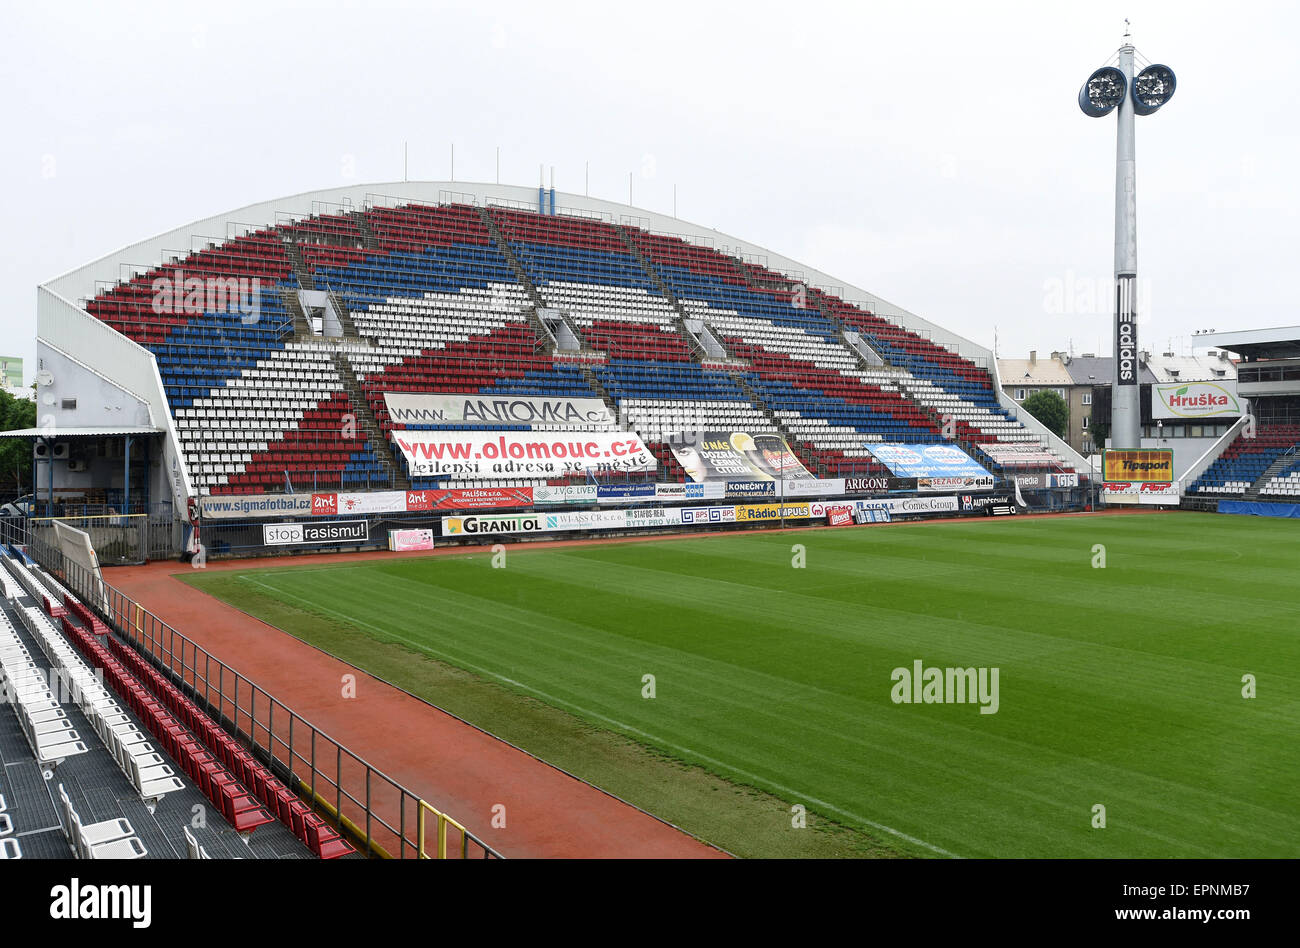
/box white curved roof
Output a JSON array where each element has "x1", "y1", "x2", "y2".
[{"x1": 38, "y1": 180, "x2": 991, "y2": 366}]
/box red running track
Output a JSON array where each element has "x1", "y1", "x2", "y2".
[{"x1": 109, "y1": 554, "x2": 728, "y2": 859}]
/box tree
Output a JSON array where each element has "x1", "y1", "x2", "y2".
[
  {"x1": 1020, "y1": 389, "x2": 1068, "y2": 439},
  {"x1": 0, "y1": 389, "x2": 36, "y2": 497}
]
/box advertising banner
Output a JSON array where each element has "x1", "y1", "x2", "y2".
[
  {"x1": 670, "y1": 432, "x2": 814, "y2": 482},
  {"x1": 201, "y1": 493, "x2": 313, "y2": 520},
  {"x1": 1152, "y1": 381, "x2": 1242, "y2": 420},
  {"x1": 854, "y1": 496, "x2": 960, "y2": 516},
  {"x1": 826, "y1": 506, "x2": 855, "y2": 526},
  {"x1": 389, "y1": 529, "x2": 437, "y2": 551},
  {"x1": 442, "y1": 507, "x2": 687, "y2": 537},
  {"x1": 384, "y1": 393, "x2": 614, "y2": 427},
  {"x1": 725, "y1": 480, "x2": 778, "y2": 498},
  {"x1": 735, "y1": 503, "x2": 813, "y2": 523},
  {"x1": 653, "y1": 482, "x2": 724, "y2": 502},
  {"x1": 1102, "y1": 449, "x2": 1174, "y2": 483},
  {"x1": 678, "y1": 505, "x2": 738, "y2": 525},
  {"x1": 865, "y1": 444, "x2": 993, "y2": 481},
  {"x1": 1101, "y1": 481, "x2": 1179, "y2": 497},
  {"x1": 394, "y1": 431, "x2": 655, "y2": 480},
  {"x1": 1047, "y1": 473, "x2": 1079, "y2": 489},
  {"x1": 311, "y1": 491, "x2": 408, "y2": 517},
  {"x1": 404, "y1": 487, "x2": 535, "y2": 511},
  {"x1": 844, "y1": 476, "x2": 891, "y2": 494},
  {"x1": 597, "y1": 484, "x2": 656, "y2": 502},
  {"x1": 264, "y1": 520, "x2": 369, "y2": 546},
  {"x1": 779, "y1": 478, "x2": 846, "y2": 498},
  {"x1": 959, "y1": 494, "x2": 1015, "y2": 513},
  {"x1": 531, "y1": 485, "x2": 599, "y2": 505},
  {"x1": 917, "y1": 476, "x2": 995, "y2": 493},
  {"x1": 1102, "y1": 482, "x2": 1180, "y2": 506}
]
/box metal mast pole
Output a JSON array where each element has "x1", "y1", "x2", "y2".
[{"x1": 1111, "y1": 37, "x2": 1140, "y2": 449}]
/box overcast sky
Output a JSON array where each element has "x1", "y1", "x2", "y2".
[{"x1": 4, "y1": 0, "x2": 1297, "y2": 384}]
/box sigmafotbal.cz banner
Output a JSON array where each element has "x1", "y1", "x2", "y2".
[
  {"x1": 394, "y1": 431, "x2": 655, "y2": 479},
  {"x1": 383, "y1": 393, "x2": 614, "y2": 427},
  {"x1": 670, "y1": 432, "x2": 815, "y2": 482}
]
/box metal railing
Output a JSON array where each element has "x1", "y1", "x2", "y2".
[{"x1": 10, "y1": 521, "x2": 502, "y2": 860}]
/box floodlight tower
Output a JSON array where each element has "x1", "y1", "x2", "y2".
[{"x1": 1079, "y1": 23, "x2": 1176, "y2": 449}]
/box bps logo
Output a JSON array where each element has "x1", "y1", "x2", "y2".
[{"x1": 311, "y1": 493, "x2": 338, "y2": 516}]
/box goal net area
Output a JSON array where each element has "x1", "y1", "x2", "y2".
[{"x1": 31, "y1": 514, "x2": 147, "y2": 568}]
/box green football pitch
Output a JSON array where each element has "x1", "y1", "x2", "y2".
[{"x1": 184, "y1": 512, "x2": 1300, "y2": 858}]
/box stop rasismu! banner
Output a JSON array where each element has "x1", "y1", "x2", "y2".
[{"x1": 393, "y1": 431, "x2": 656, "y2": 479}]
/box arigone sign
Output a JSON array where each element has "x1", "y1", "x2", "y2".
[
  {"x1": 1152, "y1": 381, "x2": 1241, "y2": 420},
  {"x1": 384, "y1": 393, "x2": 614, "y2": 427}
]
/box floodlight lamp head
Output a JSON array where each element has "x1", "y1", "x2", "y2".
[
  {"x1": 1132, "y1": 64, "x2": 1176, "y2": 114},
  {"x1": 1079, "y1": 66, "x2": 1127, "y2": 117}
]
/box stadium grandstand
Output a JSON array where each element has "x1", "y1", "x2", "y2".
[
  {"x1": 17, "y1": 182, "x2": 1090, "y2": 558},
  {"x1": 1182, "y1": 325, "x2": 1300, "y2": 514},
  {"x1": 0, "y1": 180, "x2": 1111, "y2": 865}
]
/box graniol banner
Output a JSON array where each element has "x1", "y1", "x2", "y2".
[
  {"x1": 383, "y1": 393, "x2": 614, "y2": 427},
  {"x1": 443, "y1": 508, "x2": 686, "y2": 536},
  {"x1": 670, "y1": 432, "x2": 814, "y2": 482},
  {"x1": 394, "y1": 431, "x2": 655, "y2": 480},
  {"x1": 1152, "y1": 381, "x2": 1242, "y2": 420}
]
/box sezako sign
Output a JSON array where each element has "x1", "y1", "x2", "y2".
[{"x1": 1152, "y1": 380, "x2": 1241, "y2": 420}]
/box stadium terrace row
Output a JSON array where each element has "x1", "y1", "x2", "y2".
[
  {"x1": 79, "y1": 201, "x2": 1078, "y2": 495},
  {"x1": 0, "y1": 547, "x2": 351, "y2": 859},
  {"x1": 1187, "y1": 425, "x2": 1300, "y2": 497}
]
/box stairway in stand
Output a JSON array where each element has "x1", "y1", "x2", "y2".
[{"x1": 330, "y1": 349, "x2": 410, "y2": 492}]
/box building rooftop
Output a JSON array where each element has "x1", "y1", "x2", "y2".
[
  {"x1": 1063, "y1": 355, "x2": 1159, "y2": 386},
  {"x1": 998, "y1": 352, "x2": 1074, "y2": 386}
]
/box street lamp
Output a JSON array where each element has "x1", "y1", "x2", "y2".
[{"x1": 1078, "y1": 24, "x2": 1176, "y2": 451}]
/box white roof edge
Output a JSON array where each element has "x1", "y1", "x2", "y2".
[
  {"x1": 36, "y1": 180, "x2": 994, "y2": 366},
  {"x1": 0, "y1": 426, "x2": 163, "y2": 438}
]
